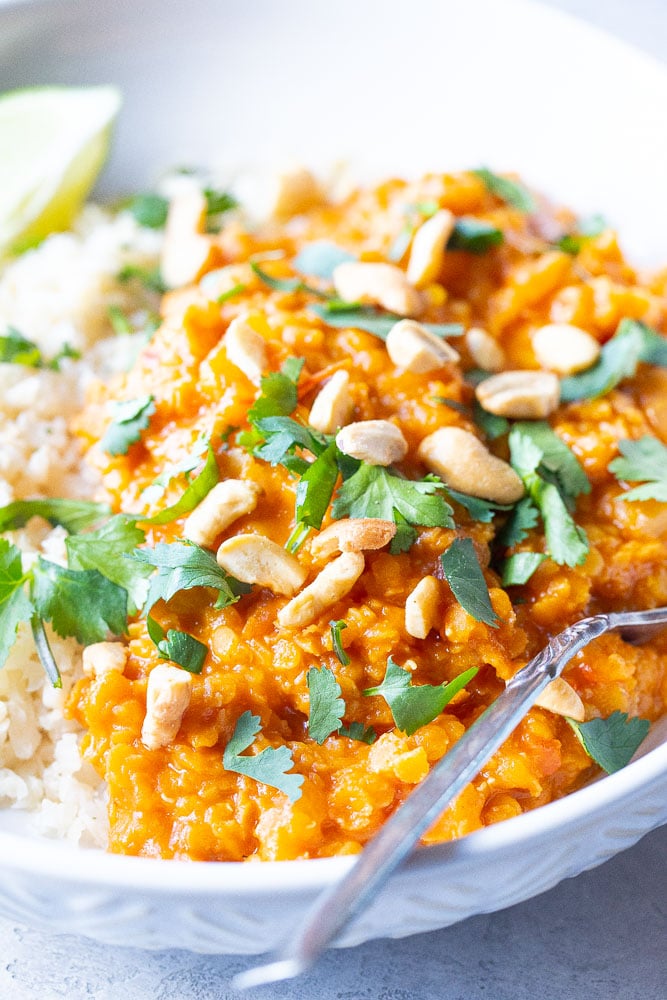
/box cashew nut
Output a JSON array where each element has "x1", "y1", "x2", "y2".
[
  {"x1": 183, "y1": 479, "x2": 261, "y2": 548},
  {"x1": 308, "y1": 369, "x2": 355, "y2": 434},
  {"x1": 216, "y1": 533, "x2": 307, "y2": 595},
  {"x1": 534, "y1": 677, "x2": 585, "y2": 722},
  {"x1": 277, "y1": 551, "x2": 365, "y2": 628},
  {"x1": 475, "y1": 370, "x2": 560, "y2": 419},
  {"x1": 160, "y1": 189, "x2": 217, "y2": 289},
  {"x1": 271, "y1": 167, "x2": 326, "y2": 220},
  {"x1": 141, "y1": 664, "x2": 193, "y2": 750},
  {"x1": 386, "y1": 319, "x2": 460, "y2": 374},
  {"x1": 332, "y1": 262, "x2": 425, "y2": 318},
  {"x1": 405, "y1": 575, "x2": 441, "y2": 639},
  {"x1": 418, "y1": 426, "x2": 525, "y2": 504},
  {"x1": 224, "y1": 314, "x2": 268, "y2": 386},
  {"x1": 336, "y1": 419, "x2": 408, "y2": 466},
  {"x1": 532, "y1": 323, "x2": 601, "y2": 375},
  {"x1": 466, "y1": 327, "x2": 506, "y2": 372},
  {"x1": 310, "y1": 518, "x2": 397, "y2": 561},
  {"x1": 406, "y1": 209, "x2": 456, "y2": 288},
  {"x1": 82, "y1": 641, "x2": 128, "y2": 678}
]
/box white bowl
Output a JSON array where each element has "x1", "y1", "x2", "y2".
[{"x1": 1, "y1": 0, "x2": 666, "y2": 955}]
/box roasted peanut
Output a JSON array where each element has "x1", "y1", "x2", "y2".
[
  {"x1": 224, "y1": 314, "x2": 268, "y2": 386},
  {"x1": 310, "y1": 518, "x2": 397, "y2": 561},
  {"x1": 405, "y1": 576, "x2": 440, "y2": 639},
  {"x1": 332, "y1": 262, "x2": 425, "y2": 318},
  {"x1": 466, "y1": 327, "x2": 506, "y2": 372},
  {"x1": 216, "y1": 533, "x2": 307, "y2": 596},
  {"x1": 82, "y1": 641, "x2": 128, "y2": 678},
  {"x1": 277, "y1": 552, "x2": 365, "y2": 628},
  {"x1": 336, "y1": 419, "x2": 408, "y2": 466},
  {"x1": 386, "y1": 319, "x2": 460, "y2": 373},
  {"x1": 475, "y1": 370, "x2": 560, "y2": 419},
  {"x1": 535, "y1": 677, "x2": 586, "y2": 722},
  {"x1": 308, "y1": 369, "x2": 355, "y2": 434},
  {"x1": 406, "y1": 209, "x2": 456, "y2": 288},
  {"x1": 532, "y1": 322, "x2": 601, "y2": 375},
  {"x1": 183, "y1": 480, "x2": 261, "y2": 548},
  {"x1": 141, "y1": 665, "x2": 193, "y2": 750},
  {"x1": 418, "y1": 426, "x2": 525, "y2": 504}
]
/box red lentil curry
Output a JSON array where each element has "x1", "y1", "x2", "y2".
[{"x1": 69, "y1": 169, "x2": 667, "y2": 861}]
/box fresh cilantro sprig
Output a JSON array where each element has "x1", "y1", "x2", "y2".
[
  {"x1": 65, "y1": 515, "x2": 152, "y2": 615},
  {"x1": 101, "y1": 395, "x2": 155, "y2": 456},
  {"x1": 31, "y1": 558, "x2": 128, "y2": 646},
  {"x1": 146, "y1": 446, "x2": 220, "y2": 525},
  {"x1": 0, "y1": 327, "x2": 80, "y2": 370},
  {"x1": 133, "y1": 540, "x2": 249, "y2": 614},
  {"x1": 0, "y1": 498, "x2": 111, "y2": 534},
  {"x1": 509, "y1": 426, "x2": 589, "y2": 568},
  {"x1": 126, "y1": 193, "x2": 169, "y2": 229},
  {"x1": 223, "y1": 711, "x2": 303, "y2": 800},
  {"x1": 246, "y1": 357, "x2": 304, "y2": 426},
  {"x1": 447, "y1": 218, "x2": 504, "y2": 254},
  {"x1": 501, "y1": 551, "x2": 547, "y2": 586},
  {"x1": 339, "y1": 721, "x2": 377, "y2": 744},
  {"x1": 0, "y1": 539, "x2": 34, "y2": 668},
  {"x1": 364, "y1": 657, "x2": 478, "y2": 736},
  {"x1": 560, "y1": 320, "x2": 667, "y2": 402},
  {"x1": 117, "y1": 263, "x2": 167, "y2": 295},
  {"x1": 568, "y1": 711, "x2": 649, "y2": 773},
  {"x1": 609, "y1": 436, "x2": 667, "y2": 502},
  {"x1": 440, "y1": 537, "x2": 499, "y2": 627},
  {"x1": 307, "y1": 666, "x2": 346, "y2": 743},
  {"x1": 330, "y1": 619, "x2": 350, "y2": 666},
  {"x1": 310, "y1": 303, "x2": 463, "y2": 342},
  {"x1": 146, "y1": 616, "x2": 207, "y2": 674},
  {"x1": 332, "y1": 465, "x2": 454, "y2": 553},
  {"x1": 473, "y1": 168, "x2": 537, "y2": 213},
  {"x1": 250, "y1": 262, "x2": 325, "y2": 298}
]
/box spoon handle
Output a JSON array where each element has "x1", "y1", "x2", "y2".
[{"x1": 234, "y1": 613, "x2": 610, "y2": 990}]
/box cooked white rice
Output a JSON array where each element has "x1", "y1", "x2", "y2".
[{"x1": 0, "y1": 209, "x2": 162, "y2": 846}]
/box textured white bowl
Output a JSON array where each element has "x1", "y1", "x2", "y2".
[{"x1": 1, "y1": 0, "x2": 666, "y2": 955}]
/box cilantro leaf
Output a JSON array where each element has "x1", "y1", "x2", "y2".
[
  {"x1": 498, "y1": 496, "x2": 540, "y2": 547},
  {"x1": 609, "y1": 436, "x2": 667, "y2": 502},
  {"x1": 147, "y1": 446, "x2": 219, "y2": 525},
  {"x1": 364, "y1": 657, "x2": 478, "y2": 736},
  {"x1": 30, "y1": 616, "x2": 61, "y2": 688},
  {"x1": 511, "y1": 422, "x2": 590, "y2": 500},
  {"x1": 0, "y1": 327, "x2": 80, "y2": 370},
  {"x1": 146, "y1": 616, "x2": 207, "y2": 674},
  {"x1": 101, "y1": 395, "x2": 155, "y2": 456},
  {"x1": 253, "y1": 417, "x2": 328, "y2": 467},
  {"x1": 472, "y1": 400, "x2": 510, "y2": 441},
  {"x1": 501, "y1": 551, "x2": 546, "y2": 586},
  {"x1": 295, "y1": 442, "x2": 340, "y2": 531},
  {"x1": 31, "y1": 558, "x2": 128, "y2": 645},
  {"x1": 444, "y1": 488, "x2": 511, "y2": 524},
  {"x1": 126, "y1": 193, "x2": 169, "y2": 229},
  {"x1": 307, "y1": 666, "x2": 346, "y2": 744},
  {"x1": 0, "y1": 498, "x2": 111, "y2": 534},
  {"x1": 223, "y1": 711, "x2": 303, "y2": 800},
  {"x1": 0, "y1": 539, "x2": 33, "y2": 668},
  {"x1": 339, "y1": 721, "x2": 377, "y2": 744},
  {"x1": 247, "y1": 357, "x2": 304, "y2": 426},
  {"x1": 447, "y1": 218, "x2": 504, "y2": 254},
  {"x1": 250, "y1": 262, "x2": 324, "y2": 297},
  {"x1": 134, "y1": 541, "x2": 248, "y2": 614},
  {"x1": 556, "y1": 214, "x2": 607, "y2": 255},
  {"x1": 310, "y1": 303, "x2": 463, "y2": 341},
  {"x1": 65, "y1": 515, "x2": 152, "y2": 615},
  {"x1": 559, "y1": 319, "x2": 666, "y2": 402},
  {"x1": 117, "y1": 263, "x2": 167, "y2": 295},
  {"x1": 440, "y1": 537, "x2": 499, "y2": 627},
  {"x1": 293, "y1": 242, "x2": 356, "y2": 280},
  {"x1": 473, "y1": 168, "x2": 536, "y2": 213},
  {"x1": 203, "y1": 187, "x2": 238, "y2": 217},
  {"x1": 108, "y1": 305, "x2": 133, "y2": 335},
  {"x1": 332, "y1": 465, "x2": 454, "y2": 547},
  {"x1": 330, "y1": 619, "x2": 350, "y2": 666},
  {"x1": 568, "y1": 711, "x2": 650, "y2": 774},
  {"x1": 509, "y1": 427, "x2": 589, "y2": 567}
]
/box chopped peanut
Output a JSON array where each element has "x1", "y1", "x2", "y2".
[
  {"x1": 405, "y1": 575, "x2": 441, "y2": 639},
  {"x1": 535, "y1": 677, "x2": 586, "y2": 722},
  {"x1": 224, "y1": 314, "x2": 268, "y2": 386},
  {"x1": 216, "y1": 533, "x2": 307, "y2": 596},
  {"x1": 532, "y1": 322, "x2": 601, "y2": 375},
  {"x1": 141, "y1": 665, "x2": 193, "y2": 750},
  {"x1": 82, "y1": 641, "x2": 128, "y2": 678},
  {"x1": 310, "y1": 518, "x2": 396, "y2": 561},
  {"x1": 160, "y1": 189, "x2": 217, "y2": 289},
  {"x1": 475, "y1": 370, "x2": 560, "y2": 419},
  {"x1": 332, "y1": 261, "x2": 425, "y2": 318},
  {"x1": 466, "y1": 327, "x2": 506, "y2": 372},
  {"x1": 277, "y1": 552, "x2": 365, "y2": 628},
  {"x1": 183, "y1": 479, "x2": 261, "y2": 548},
  {"x1": 406, "y1": 209, "x2": 456, "y2": 288},
  {"x1": 386, "y1": 319, "x2": 460, "y2": 373},
  {"x1": 418, "y1": 426, "x2": 525, "y2": 504},
  {"x1": 336, "y1": 419, "x2": 408, "y2": 466},
  {"x1": 308, "y1": 369, "x2": 355, "y2": 434}
]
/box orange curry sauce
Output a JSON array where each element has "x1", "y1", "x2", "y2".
[{"x1": 69, "y1": 172, "x2": 667, "y2": 860}]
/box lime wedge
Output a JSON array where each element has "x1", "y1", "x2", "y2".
[{"x1": 0, "y1": 85, "x2": 122, "y2": 257}]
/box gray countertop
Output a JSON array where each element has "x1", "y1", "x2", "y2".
[{"x1": 2, "y1": 1, "x2": 667, "y2": 997}]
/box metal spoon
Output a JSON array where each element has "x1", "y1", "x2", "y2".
[{"x1": 234, "y1": 606, "x2": 667, "y2": 991}]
